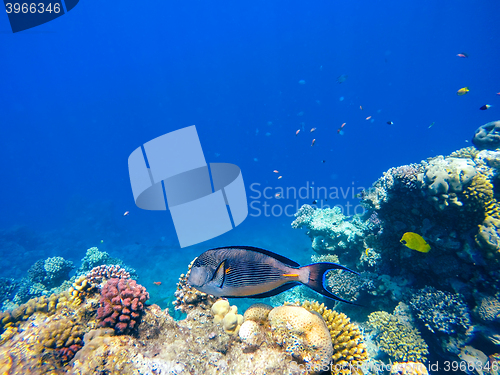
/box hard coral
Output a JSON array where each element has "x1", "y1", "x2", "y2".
[
  {"x1": 422, "y1": 156, "x2": 477, "y2": 210},
  {"x1": 409, "y1": 286, "x2": 471, "y2": 335},
  {"x1": 97, "y1": 278, "x2": 149, "y2": 334},
  {"x1": 86, "y1": 264, "x2": 130, "y2": 283},
  {"x1": 211, "y1": 299, "x2": 243, "y2": 334},
  {"x1": 269, "y1": 305, "x2": 333, "y2": 374},
  {"x1": 299, "y1": 300, "x2": 368, "y2": 374},
  {"x1": 292, "y1": 205, "x2": 365, "y2": 253},
  {"x1": 449, "y1": 146, "x2": 480, "y2": 160},
  {"x1": 368, "y1": 311, "x2": 428, "y2": 363},
  {"x1": 475, "y1": 293, "x2": 500, "y2": 322},
  {"x1": 472, "y1": 120, "x2": 500, "y2": 150},
  {"x1": 40, "y1": 316, "x2": 85, "y2": 362}
]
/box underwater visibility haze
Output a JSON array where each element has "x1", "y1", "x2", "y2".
[{"x1": 1, "y1": 0, "x2": 500, "y2": 374}]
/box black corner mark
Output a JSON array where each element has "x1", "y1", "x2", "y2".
[{"x1": 3, "y1": 0, "x2": 79, "y2": 33}]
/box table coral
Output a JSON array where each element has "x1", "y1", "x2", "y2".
[
  {"x1": 97, "y1": 277, "x2": 149, "y2": 334},
  {"x1": 367, "y1": 311, "x2": 428, "y2": 363}
]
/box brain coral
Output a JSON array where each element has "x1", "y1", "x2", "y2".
[
  {"x1": 299, "y1": 300, "x2": 368, "y2": 374},
  {"x1": 97, "y1": 278, "x2": 149, "y2": 334},
  {"x1": 472, "y1": 120, "x2": 500, "y2": 150},
  {"x1": 368, "y1": 311, "x2": 428, "y2": 363},
  {"x1": 269, "y1": 305, "x2": 333, "y2": 373}
]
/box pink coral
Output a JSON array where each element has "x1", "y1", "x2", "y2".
[{"x1": 97, "y1": 278, "x2": 149, "y2": 334}]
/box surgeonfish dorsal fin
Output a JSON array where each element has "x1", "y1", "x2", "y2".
[
  {"x1": 208, "y1": 245, "x2": 301, "y2": 267},
  {"x1": 211, "y1": 260, "x2": 226, "y2": 288}
]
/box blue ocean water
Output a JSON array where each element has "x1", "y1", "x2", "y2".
[{"x1": 1, "y1": 0, "x2": 500, "y2": 366}]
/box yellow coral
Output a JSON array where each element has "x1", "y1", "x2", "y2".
[
  {"x1": 0, "y1": 293, "x2": 71, "y2": 334},
  {"x1": 449, "y1": 147, "x2": 479, "y2": 160},
  {"x1": 298, "y1": 300, "x2": 368, "y2": 374},
  {"x1": 368, "y1": 311, "x2": 428, "y2": 363},
  {"x1": 211, "y1": 299, "x2": 230, "y2": 323},
  {"x1": 69, "y1": 275, "x2": 96, "y2": 305},
  {"x1": 211, "y1": 299, "x2": 243, "y2": 334},
  {"x1": 464, "y1": 173, "x2": 494, "y2": 213},
  {"x1": 269, "y1": 305, "x2": 333, "y2": 374},
  {"x1": 476, "y1": 215, "x2": 500, "y2": 257}
]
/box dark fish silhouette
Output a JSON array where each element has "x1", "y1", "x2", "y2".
[{"x1": 187, "y1": 246, "x2": 358, "y2": 303}]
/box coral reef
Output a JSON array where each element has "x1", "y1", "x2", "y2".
[
  {"x1": 409, "y1": 286, "x2": 471, "y2": 335},
  {"x1": 269, "y1": 305, "x2": 333, "y2": 373},
  {"x1": 0, "y1": 278, "x2": 18, "y2": 306},
  {"x1": 292, "y1": 205, "x2": 366, "y2": 253},
  {"x1": 12, "y1": 256, "x2": 74, "y2": 304},
  {"x1": 298, "y1": 300, "x2": 368, "y2": 374},
  {"x1": 97, "y1": 277, "x2": 149, "y2": 334},
  {"x1": 422, "y1": 156, "x2": 477, "y2": 210},
  {"x1": 43, "y1": 256, "x2": 75, "y2": 288},
  {"x1": 367, "y1": 310, "x2": 428, "y2": 363},
  {"x1": 475, "y1": 293, "x2": 500, "y2": 323},
  {"x1": 472, "y1": 120, "x2": 500, "y2": 150},
  {"x1": 77, "y1": 246, "x2": 136, "y2": 278},
  {"x1": 85, "y1": 264, "x2": 130, "y2": 282}
]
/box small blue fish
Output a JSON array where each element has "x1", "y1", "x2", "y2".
[{"x1": 187, "y1": 246, "x2": 359, "y2": 303}]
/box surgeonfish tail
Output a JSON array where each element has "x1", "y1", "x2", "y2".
[{"x1": 301, "y1": 262, "x2": 360, "y2": 305}]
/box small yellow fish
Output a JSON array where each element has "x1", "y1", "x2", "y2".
[
  {"x1": 400, "y1": 232, "x2": 431, "y2": 253},
  {"x1": 457, "y1": 87, "x2": 469, "y2": 96},
  {"x1": 365, "y1": 248, "x2": 372, "y2": 256}
]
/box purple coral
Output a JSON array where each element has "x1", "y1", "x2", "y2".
[
  {"x1": 97, "y1": 278, "x2": 149, "y2": 334},
  {"x1": 386, "y1": 164, "x2": 423, "y2": 191},
  {"x1": 86, "y1": 264, "x2": 130, "y2": 283}
]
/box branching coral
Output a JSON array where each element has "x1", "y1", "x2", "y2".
[
  {"x1": 367, "y1": 311, "x2": 428, "y2": 363},
  {"x1": 97, "y1": 278, "x2": 149, "y2": 334}
]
